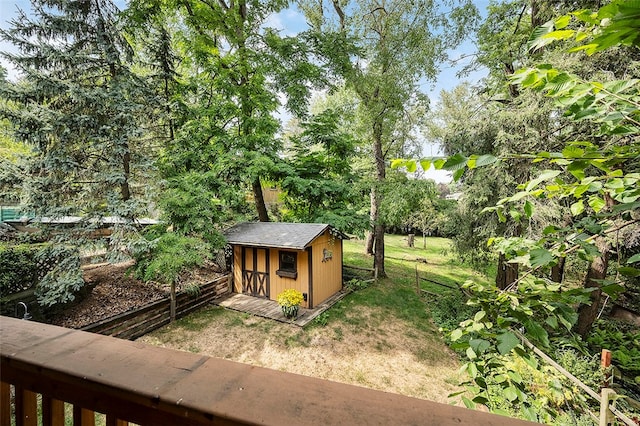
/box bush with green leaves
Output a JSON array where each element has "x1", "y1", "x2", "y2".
[
  {"x1": 345, "y1": 278, "x2": 371, "y2": 292},
  {"x1": 35, "y1": 245, "x2": 85, "y2": 307},
  {"x1": 429, "y1": 290, "x2": 476, "y2": 335},
  {"x1": 391, "y1": 1, "x2": 640, "y2": 420},
  {"x1": 0, "y1": 243, "x2": 39, "y2": 294},
  {"x1": 132, "y1": 231, "x2": 211, "y2": 286},
  {"x1": 1, "y1": 242, "x2": 86, "y2": 308},
  {"x1": 587, "y1": 320, "x2": 640, "y2": 392},
  {"x1": 455, "y1": 348, "x2": 603, "y2": 423}
]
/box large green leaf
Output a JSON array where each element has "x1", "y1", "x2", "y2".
[
  {"x1": 450, "y1": 328, "x2": 463, "y2": 341},
  {"x1": 390, "y1": 159, "x2": 406, "y2": 169},
  {"x1": 419, "y1": 159, "x2": 432, "y2": 171},
  {"x1": 570, "y1": 200, "x2": 585, "y2": 216},
  {"x1": 524, "y1": 200, "x2": 533, "y2": 218},
  {"x1": 524, "y1": 319, "x2": 550, "y2": 348},
  {"x1": 443, "y1": 153, "x2": 468, "y2": 171},
  {"x1": 467, "y1": 154, "x2": 498, "y2": 169},
  {"x1": 525, "y1": 170, "x2": 561, "y2": 192},
  {"x1": 528, "y1": 21, "x2": 556, "y2": 51},
  {"x1": 618, "y1": 267, "x2": 640, "y2": 277},
  {"x1": 529, "y1": 248, "x2": 554, "y2": 268},
  {"x1": 496, "y1": 331, "x2": 519, "y2": 355},
  {"x1": 470, "y1": 338, "x2": 491, "y2": 355}
]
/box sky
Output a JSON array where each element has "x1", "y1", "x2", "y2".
[{"x1": 0, "y1": 0, "x2": 490, "y2": 183}]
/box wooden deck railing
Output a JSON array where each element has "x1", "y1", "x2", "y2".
[{"x1": 1, "y1": 317, "x2": 534, "y2": 425}]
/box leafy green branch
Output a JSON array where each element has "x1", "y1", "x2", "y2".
[{"x1": 396, "y1": 0, "x2": 639, "y2": 418}]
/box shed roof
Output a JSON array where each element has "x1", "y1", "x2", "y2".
[{"x1": 224, "y1": 222, "x2": 347, "y2": 250}]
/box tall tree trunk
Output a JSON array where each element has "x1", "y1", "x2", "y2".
[
  {"x1": 252, "y1": 178, "x2": 270, "y2": 222},
  {"x1": 496, "y1": 252, "x2": 518, "y2": 290},
  {"x1": 551, "y1": 216, "x2": 571, "y2": 283},
  {"x1": 550, "y1": 257, "x2": 566, "y2": 283},
  {"x1": 364, "y1": 231, "x2": 374, "y2": 255},
  {"x1": 234, "y1": 8, "x2": 270, "y2": 223},
  {"x1": 575, "y1": 238, "x2": 610, "y2": 338},
  {"x1": 364, "y1": 188, "x2": 375, "y2": 254},
  {"x1": 372, "y1": 120, "x2": 386, "y2": 278},
  {"x1": 121, "y1": 150, "x2": 131, "y2": 202}
]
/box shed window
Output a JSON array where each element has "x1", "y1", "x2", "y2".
[{"x1": 277, "y1": 251, "x2": 298, "y2": 279}]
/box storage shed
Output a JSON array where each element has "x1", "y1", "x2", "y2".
[{"x1": 224, "y1": 222, "x2": 348, "y2": 309}]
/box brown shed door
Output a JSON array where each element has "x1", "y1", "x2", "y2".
[{"x1": 241, "y1": 247, "x2": 270, "y2": 298}]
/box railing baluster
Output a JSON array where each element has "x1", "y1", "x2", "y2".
[
  {"x1": 42, "y1": 397, "x2": 65, "y2": 426},
  {"x1": 105, "y1": 414, "x2": 128, "y2": 426},
  {"x1": 15, "y1": 387, "x2": 37, "y2": 426},
  {"x1": 73, "y1": 406, "x2": 95, "y2": 426},
  {"x1": 0, "y1": 382, "x2": 10, "y2": 426}
]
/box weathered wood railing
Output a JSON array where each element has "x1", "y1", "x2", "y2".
[{"x1": 0, "y1": 317, "x2": 535, "y2": 425}]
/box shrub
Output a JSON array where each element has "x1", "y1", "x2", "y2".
[
  {"x1": 430, "y1": 290, "x2": 476, "y2": 334},
  {"x1": 345, "y1": 278, "x2": 370, "y2": 292},
  {"x1": 0, "y1": 242, "x2": 86, "y2": 308},
  {"x1": 469, "y1": 350, "x2": 599, "y2": 424},
  {"x1": 35, "y1": 244, "x2": 85, "y2": 307},
  {"x1": 132, "y1": 232, "x2": 211, "y2": 285},
  {"x1": 0, "y1": 243, "x2": 39, "y2": 294},
  {"x1": 587, "y1": 319, "x2": 640, "y2": 380}
]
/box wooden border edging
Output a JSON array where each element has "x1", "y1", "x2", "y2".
[
  {"x1": 80, "y1": 274, "x2": 230, "y2": 340},
  {"x1": 343, "y1": 264, "x2": 374, "y2": 272}
]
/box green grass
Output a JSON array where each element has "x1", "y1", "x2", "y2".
[
  {"x1": 137, "y1": 234, "x2": 491, "y2": 402},
  {"x1": 344, "y1": 235, "x2": 490, "y2": 291},
  {"x1": 171, "y1": 305, "x2": 227, "y2": 331},
  {"x1": 327, "y1": 234, "x2": 490, "y2": 333},
  {"x1": 145, "y1": 234, "x2": 492, "y2": 375}
]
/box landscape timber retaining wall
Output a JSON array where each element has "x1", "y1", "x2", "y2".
[{"x1": 81, "y1": 274, "x2": 231, "y2": 340}]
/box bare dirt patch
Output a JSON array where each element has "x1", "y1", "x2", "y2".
[{"x1": 138, "y1": 305, "x2": 464, "y2": 404}]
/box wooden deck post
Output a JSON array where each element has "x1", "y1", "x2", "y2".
[
  {"x1": 1, "y1": 382, "x2": 10, "y2": 426},
  {"x1": 599, "y1": 388, "x2": 615, "y2": 426},
  {"x1": 42, "y1": 397, "x2": 65, "y2": 426},
  {"x1": 15, "y1": 388, "x2": 37, "y2": 426},
  {"x1": 601, "y1": 349, "x2": 612, "y2": 387},
  {"x1": 73, "y1": 406, "x2": 95, "y2": 426}
]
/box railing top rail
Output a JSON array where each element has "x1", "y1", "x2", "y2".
[{"x1": 1, "y1": 316, "x2": 534, "y2": 425}]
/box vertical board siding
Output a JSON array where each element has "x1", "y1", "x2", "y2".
[
  {"x1": 269, "y1": 248, "x2": 309, "y2": 308},
  {"x1": 233, "y1": 246, "x2": 243, "y2": 294},
  {"x1": 245, "y1": 247, "x2": 253, "y2": 270},
  {"x1": 230, "y1": 229, "x2": 345, "y2": 309},
  {"x1": 311, "y1": 231, "x2": 343, "y2": 307}
]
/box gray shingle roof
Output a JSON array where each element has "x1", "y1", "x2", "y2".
[{"x1": 224, "y1": 222, "x2": 345, "y2": 250}]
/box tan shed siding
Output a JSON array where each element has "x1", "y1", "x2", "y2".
[
  {"x1": 311, "y1": 231, "x2": 343, "y2": 306},
  {"x1": 233, "y1": 246, "x2": 243, "y2": 293},
  {"x1": 268, "y1": 248, "x2": 310, "y2": 309},
  {"x1": 256, "y1": 248, "x2": 267, "y2": 272},
  {"x1": 244, "y1": 247, "x2": 253, "y2": 271}
]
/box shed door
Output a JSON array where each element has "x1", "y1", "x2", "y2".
[{"x1": 241, "y1": 247, "x2": 270, "y2": 298}]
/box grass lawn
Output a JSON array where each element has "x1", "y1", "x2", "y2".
[{"x1": 139, "y1": 234, "x2": 491, "y2": 404}]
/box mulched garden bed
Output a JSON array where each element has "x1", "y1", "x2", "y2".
[{"x1": 49, "y1": 261, "x2": 224, "y2": 329}]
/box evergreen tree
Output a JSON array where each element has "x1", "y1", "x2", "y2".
[{"x1": 0, "y1": 0, "x2": 153, "y2": 227}]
